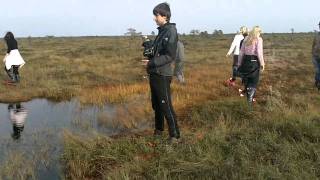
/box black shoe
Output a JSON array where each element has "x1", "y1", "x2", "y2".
[
  {"x1": 153, "y1": 129, "x2": 163, "y2": 137},
  {"x1": 167, "y1": 137, "x2": 181, "y2": 144}
]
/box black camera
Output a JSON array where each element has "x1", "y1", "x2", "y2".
[{"x1": 142, "y1": 38, "x2": 154, "y2": 59}]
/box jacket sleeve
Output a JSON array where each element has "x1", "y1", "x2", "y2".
[
  {"x1": 175, "y1": 41, "x2": 185, "y2": 63},
  {"x1": 149, "y1": 29, "x2": 177, "y2": 68},
  {"x1": 257, "y1": 38, "x2": 265, "y2": 67},
  {"x1": 227, "y1": 35, "x2": 237, "y2": 55},
  {"x1": 238, "y1": 41, "x2": 245, "y2": 67}
]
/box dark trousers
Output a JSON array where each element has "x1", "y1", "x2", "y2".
[
  {"x1": 149, "y1": 73, "x2": 180, "y2": 138},
  {"x1": 5, "y1": 65, "x2": 20, "y2": 82},
  {"x1": 242, "y1": 69, "x2": 260, "y2": 89},
  {"x1": 312, "y1": 56, "x2": 320, "y2": 82},
  {"x1": 239, "y1": 55, "x2": 260, "y2": 89},
  {"x1": 232, "y1": 55, "x2": 239, "y2": 80}
]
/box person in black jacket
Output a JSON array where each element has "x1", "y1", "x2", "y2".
[{"x1": 142, "y1": 2, "x2": 180, "y2": 143}]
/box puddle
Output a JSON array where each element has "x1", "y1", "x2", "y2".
[{"x1": 0, "y1": 98, "x2": 151, "y2": 179}]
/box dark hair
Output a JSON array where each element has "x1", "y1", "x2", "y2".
[
  {"x1": 4, "y1": 32, "x2": 15, "y2": 42},
  {"x1": 153, "y1": 3, "x2": 171, "y2": 21}
]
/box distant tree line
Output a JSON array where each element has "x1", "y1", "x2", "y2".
[
  {"x1": 189, "y1": 29, "x2": 223, "y2": 37},
  {"x1": 125, "y1": 28, "x2": 223, "y2": 37},
  {"x1": 125, "y1": 28, "x2": 142, "y2": 36}
]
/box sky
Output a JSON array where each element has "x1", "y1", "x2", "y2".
[{"x1": 0, "y1": 0, "x2": 319, "y2": 37}]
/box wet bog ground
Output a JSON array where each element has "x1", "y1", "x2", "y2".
[{"x1": 0, "y1": 98, "x2": 150, "y2": 179}]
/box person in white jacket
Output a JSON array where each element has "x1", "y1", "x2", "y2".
[
  {"x1": 226, "y1": 26, "x2": 248, "y2": 86},
  {"x1": 3, "y1": 32, "x2": 25, "y2": 83}
]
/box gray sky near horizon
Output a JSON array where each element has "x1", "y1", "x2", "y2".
[{"x1": 0, "y1": 0, "x2": 319, "y2": 37}]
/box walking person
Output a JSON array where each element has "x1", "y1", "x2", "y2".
[
  {"x1": 3, "y1": 32, "x2": 25, "y2": 84},
  {"x1": 238, "y1": 26, "x2": 265, "y2": 104},
  {"x1": 226, "y1": 26, "x2": 248, "y2": 86},
  {"x1": 312, "y1": 21, "x2": 320, "y2": 90},
  {"x1": 142, "y1": 2, "x2": 180, "y2": 143}
]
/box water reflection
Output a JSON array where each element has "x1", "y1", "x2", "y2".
[
  {"x1": 8, "y1": 103, "x2": 28, "y2": 140},
  {"x1": 0, "y1": 99, "x2": 150, "y2": 179}
]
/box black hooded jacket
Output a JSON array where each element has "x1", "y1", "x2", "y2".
[{"x1": 147, "y1": 23, "x2": 178, "y2": 76}]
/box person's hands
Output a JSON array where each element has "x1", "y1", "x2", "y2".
[
  {"x1": 261, "y1": 64, "x2": 265, "y2": 72},
  {"x1": 226, "y1": 54, "x2": 230, "y2": 57},
  {"x1": 141, "y1": 59, "x2": 149, "y2": 66}
]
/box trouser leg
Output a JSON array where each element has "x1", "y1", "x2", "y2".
[
  {"x1": 150, "y1": 75, "x2": 164, "y2": 132},
  {"x1": 5, "y1": 66, "x2": 15, "y2": 82},
  {"x1": 149, "y1": 74, "x2": 180, "y2": 138},
  {"x1": 232, "y1": 55, "x2": 239, "y2": 80},
  {"x1": 13, "y1": 65, "x2": 20, "y2": 82},
  {"x1": 246, "y1": 70, "x2": 260, "y2": 103}
]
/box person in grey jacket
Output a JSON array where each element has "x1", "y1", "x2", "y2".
[
  {"x1": 174, "y1": 40, "x2": 185, "y2": 83},
  {"x1": 142, "y1": 2, "x2": 180, "y2": 143}
]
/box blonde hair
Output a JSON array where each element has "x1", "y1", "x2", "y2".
[
  {"x1": 245, "y1": 26, "x2": 262, "y2": 47},
  {"x1": 239, "y1": 26, "x2": 248, "y2": 35}
]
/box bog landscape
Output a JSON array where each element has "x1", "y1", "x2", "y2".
[{"x1": 0, "y1": 33, "x2": 319, "y2": 179}]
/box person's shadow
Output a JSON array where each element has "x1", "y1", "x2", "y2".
[{"x1": 8, "y1": 103, "x2": 28, "y2": 140}]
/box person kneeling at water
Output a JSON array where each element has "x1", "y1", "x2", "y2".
[{"x1": 3, "y1": 32, "x2": 25, "y2": 83}]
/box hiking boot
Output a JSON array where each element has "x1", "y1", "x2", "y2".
[
  {"x1": 246, "y1": 87, "x2": 256, "y2": 104},
  {"x1": 168, "y1": 137, "x2": 181, "y2": 144},
  {"x1": 153, "y1": 129, "x2": 163, "y2": 137}
]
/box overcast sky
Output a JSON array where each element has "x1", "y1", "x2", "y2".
[{"x1": 0, "y1": 0, "x2": 319, "y2": 37}]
